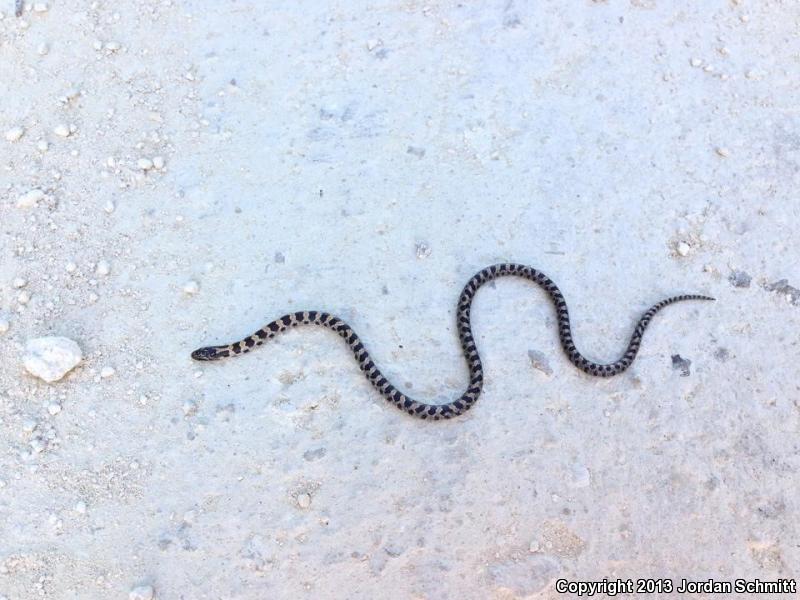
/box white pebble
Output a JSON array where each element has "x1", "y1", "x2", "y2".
[
  {"x1": 129, "y1": 585, "x2": 155, "y2": 600},
  {"x1": 53, "y1": 124, "x2": 71, "y2": 137},
  {"x1": 4, "y1": 126, "x2": 25, "y2": 142},
  {"x1": 137, "y1": 158, "x2": 154, "y2": 171},
  {"x1": 22, "y1": 419, "x2": 38, "y2": 433},
  {"x1": 17, "y1": 290, "x2": 31, "y2": 304},
  {"x1": 105, "y1": 41, "x2": 121, "y2": 52},
  {"x1": 296, "y1": 493, "x2": 312, "y2": 509},
  {"x1": 37, "y1": 42, "x2": 49, "y2": 56},
  {"x1": 152, "y1": 155, "x2": 165, "y2": 170},
  {"x1": 690, "y1": 58, "x2": 703, "y2": 67},
  {"x1": 65, "y1": 261, "x2": 77, "y2": 273},
  {"x1": 47, "y1": 403, "x2": 61, "y2": 415},
  {"x1": 676, "y1": 242, "x2": 691, "y2": 257},
  {"x1": 182, "y1": 400, "x2": 198, "y2": 416},
  {"x1": 0, "y1": 318, "x2": 9, "y2": 334},
  {"x1": 103, "y1": 200, "x2": 115, "y2": 213},
  {"x1": 12, "y1": 277, "x2": 27, "y2": 288},
  {"x1": 16, "y1": 188, "x2": 44, "y2": 208},
  {"x1": 88, "y1": 292, "x2": 99, "y2": 303},
  {"x1": 74, "y1": 500, "x2": 87, "y2": 514},
  {"x1": 37, "y1": 139, "x2": 49, "y2": 152},
  {"x1": 100, "y1": 366, "x2": 115, "y2": 378},
  {"x1": 23, "y1": 336, "x2": 83, "y2": 383},
  {"x1": 183, "y1": 280, "x2": 200, "y2": 295},
  {"x1": 95, "y1": 260, "x2": 110, "y2": 276},
  {"x1": 715, "y1": 147, "x2": 730, "y2": 158}
]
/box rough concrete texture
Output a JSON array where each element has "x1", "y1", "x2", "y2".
[{"x1": 1, "y1": 1, "x2": 798, "y2": 599}]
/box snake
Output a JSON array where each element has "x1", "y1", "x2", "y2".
[{"x1": 191, "y1": 263, "x2": 714, "y2": 420}]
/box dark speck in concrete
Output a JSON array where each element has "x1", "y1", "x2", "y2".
[
  {"x1": 714, "y1": 348, "x2": 730, "y2": 362},
  {"x1": 407, "y1": 146, "x2": 426, "y2": 158},
  {"x1": 765, "y1": 279, "x2": 800, "y2": 305},
  {"x1": 728, "y1": 270, "x2": 752, "y2": 288},
  {"x1": 756, "y1": 498, "x2": 786, "y2": 519},
  {"x1": 274, "y1": 252, "x2": 285, "y2": 264},
  {"x1": 303, "y1": 447, "x2": 326, "y2": 461},
  {"x1": 671, "y1": 354, "x2": 691, "y2": 376}
]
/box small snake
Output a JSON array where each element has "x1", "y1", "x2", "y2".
[{"x1": 192, "y1": 263, "x2": 714, "y2": 420}]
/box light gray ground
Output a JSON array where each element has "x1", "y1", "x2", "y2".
[{"x1": 1, "y1": 1, "x2": 798, "y2": 599}]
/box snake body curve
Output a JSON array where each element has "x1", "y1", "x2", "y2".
[{"x1": 191, "y1": 263, "x2": 714, "y2": 420}]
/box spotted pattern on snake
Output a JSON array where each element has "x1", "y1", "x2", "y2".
[{"x1": 191, "y1": 263, "x2": 714, "y2": 420}]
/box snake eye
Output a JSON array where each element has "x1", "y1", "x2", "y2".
[{"x1": 191, "y1": 346, "x2": 219, "y2": 361}]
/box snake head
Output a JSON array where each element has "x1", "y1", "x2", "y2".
[{"x1": 191, "y1": 346, "x2": 223, "y2": 361}]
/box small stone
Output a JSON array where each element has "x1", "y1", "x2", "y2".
[
  {"x1": 95, "y1": 260, "x2": 110, "y2": 276},
  {"x1": 690, "y1": 57, "x2": 703, "y2": 67},
  {"x1": 570, "y1": 463, "x2": 591, "y2": 488},
  {"x1": 527, "y1": 349, "x2": 553, "y2": 376},
  {"x1": 12, "y1": 277, "x2": 27, "y2": 288},
  {"x1": 182, "y1": 400, "x2": 198, "y2": 416},
  {"x1": 53, "y1": 124, "x2": 71, "y2": 137},
  {"x1": 100, "y1": 366, "x2": 115, "y2": 378},
  {"x1": 17, "y1": 290, "x2": 31, "y2": 305},
  {"x1": 676, "y1": 242, "x2": 691, "y2": 257},
  {"x1": 137, "y1": 158, "x2": 154, "y2": 171},
  {"x1": 407, "y1": 146, "x2": 426, "y2": 158},
  {"x1": 129, "y1": 585, "x2": 155, "y2": 600},
  {"x1": 152, "y1": 156, "x2": 165, "y2": 170},
  {"x1": 715, "y1": 147, "x2": 730, "y2": 158},
  {"x1": 37, "y1": 42, "x2": 49, "y2": 55},
  {"x1": 37, "y1": 139, "x2": 49, "y2": 151},
  {"x1": 296, "y1": 493, "x2": 311, "y2": 509},
  {"x1": 0, "y1": 318, "x2": 9, "y2": 334},
  {"x1": 366, "y1": 38, "x2": 382, "y2": 51},
  {"x1": 415, "y1": 242, "x2": 432, "y2": 259},
  {"x1": 47, "y1": 403, "x2": 61, "y2": 415},
  {"x1": 16, "y1": 188, "x2": 45, "y2": 208},
  {"x1": 23, "y1": 336, "x2": 83, "y2": 383},
  {"x1": 65, "y1": 261, "x2": 77, "y2": 273},
  {"x1": 528, "y1": 539, "x2": 540, "y2": 553},
  {"x1": 728, "y1": 270, "x2": 751, "y2": 288},
  {"x1": 183, "y1": 280, "x2": 200, "y2": 295},
  {"x1": 74, "y1": 500, "x2": 87, "y2": 514},
  {"x1": 103, "y1": 200, "x2": 115, "y2": 213},
  {"x1": 4, "y1": 126, "x2": 25, "y2": 142}
]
